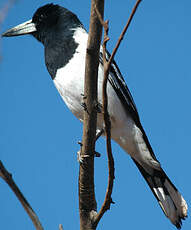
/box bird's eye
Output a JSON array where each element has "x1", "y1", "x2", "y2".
[{"x1": 38, "y1": 14, "x2": 44, "y2": 22}]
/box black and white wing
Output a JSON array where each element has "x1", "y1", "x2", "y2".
[{"x1": 100, "y1": 50, "x2": 158, "y2": 161}]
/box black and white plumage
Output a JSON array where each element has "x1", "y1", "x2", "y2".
[{"x1": 2, "y1": 4, "x2": 188, "y2": 228}]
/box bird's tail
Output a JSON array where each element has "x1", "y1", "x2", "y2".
[{"x1": 132, "y1": 158, "x2": 188, "y2": 229}]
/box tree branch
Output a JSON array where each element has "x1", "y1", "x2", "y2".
[
  {"x1": 92, "y1": 11, "x2": 114, "y2": 228},
  {"x1": 0, "y1": 161, "x2": 44, "y2": 230},
  {"x1": 78, "y1": 1, "x2": 104, "y2": 230},
  {"x1": 107, "y1": 0, "x2": 142, "y2": 67},
  {"x1": 59, "y1": 224, "x2": 63, "y2": 230},
  {"x1": 93, "y1": 0, "x2": 142, "y2": 227},
  {"x1": 0, "y1": 2, "x2": 44, "y2": 230}
]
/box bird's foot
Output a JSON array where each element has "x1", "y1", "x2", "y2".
[
  {"x1": 80, "y1": 102, "x2": 88, "y2": 113},
  {"x1": 77, "y1": 141, "x2": 101, "y2": 163},
  {"x1": 94, "y1": 101, "x2": 102, "y2": 113},
  {"x1": 80, "y1": 93, "x2": 89, "y2": 114}
]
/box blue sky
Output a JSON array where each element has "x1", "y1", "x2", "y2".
[{"x1": 0, "y1": 0, "x2": 190, "y2": 229}]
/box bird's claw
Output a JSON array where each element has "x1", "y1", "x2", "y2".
[
  {"x1": 94, "y1": 101, "x2": 102, "y2": 113},
  {"x1": 77, "y1": 141, "x2": 101, "y2": 163}
]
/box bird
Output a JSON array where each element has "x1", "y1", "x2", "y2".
[{"x1": 2, "y1": 3, "x2": 188, "y2": 228}]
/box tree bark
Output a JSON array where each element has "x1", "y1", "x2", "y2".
[{"x1": 78, "y1": 1, "x2": 104, "y2": 230}]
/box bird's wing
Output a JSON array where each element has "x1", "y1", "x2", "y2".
[
  {"x1": 99, "y1": 50, "x2": 158, "y2": 162},
  {"x1": 99, "y1": 50, "x2": 140, "y2": 125}
]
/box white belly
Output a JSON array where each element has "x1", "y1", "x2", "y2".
[{"x1": 53, "y1": 27, "x2": 159, "y2": 170}]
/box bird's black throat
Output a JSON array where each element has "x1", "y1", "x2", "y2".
[
  {"x1": 31, "y1": 3, "x2": 83, "y2": 80},
  {"x1": 44, "y1": 29, "x2": 79, "y2": 80}
]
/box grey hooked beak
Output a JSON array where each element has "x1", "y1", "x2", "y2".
[{"x1": 2, "y1": 19, "x2": 36, "y2": 37}]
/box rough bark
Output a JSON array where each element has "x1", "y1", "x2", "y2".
[{"x1": 78, "y1": 1, "x2": 104, "y2": 230}]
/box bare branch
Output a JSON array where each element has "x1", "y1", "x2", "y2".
[
  {"x1": 93, "y1": 17, "x2": 114, "y2": 229},
  {"x1": 108, "y1": 0, "x2": 142, "y2": 67},
  {"x1": 0, "y1": 161, "x2": 44, "y2": 230},
  {"x1": 59, "y1": 224, "x2": 63, "y2": 230},
  {"x1": 78, "y1": 1, "x2": 104, "y2": 230},
  {"x1": 93, "y1": 0, "x2": 142, "y2": 227}
]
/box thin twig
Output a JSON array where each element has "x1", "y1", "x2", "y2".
[
  {"x1": 59, "y1": 224, "x2": 64, "y2": 230},
  {"x1": 93, "y1": 17, "x2": 114, "y2": 229},
  {"x1": 108, "y1": 0, "x2": 142, "y2": 67},
  {"x1": 93, "y1": 0, "x2": 142, "y2": 227},
  {"x1": 0, "y1": 2, "x2": 43, "y2": 229},
  {"x1": 0, "y1": 161, "x2": 44, "y2": 230}
]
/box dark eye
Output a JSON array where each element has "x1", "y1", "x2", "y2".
[{"x1": 38, "y1": 14, "x2": 44, "y2": 22}]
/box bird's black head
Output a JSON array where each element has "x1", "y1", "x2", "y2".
[
  {"x1": 2, "y1": 3, "x2": 84, "y2": 79},
  {"x1": 31, "y1": 4, "x2": 82, "y2": 44},
  {"x1": 32, "y1": 4, "x2": 61, "y2": 28},
  {"x1": 2, "y1": 3, "x2": 83, "y2": 45}
]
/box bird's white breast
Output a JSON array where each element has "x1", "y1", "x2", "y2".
[
  {"x1": 53, "y1": 27, "x2": 140, "y2": 159},
  {"x1": 54, "y1": 27, "x2": 130, "y2": 127},
  {"x1": 53, "y1": 27, "x2": 88, "y2": 121}
]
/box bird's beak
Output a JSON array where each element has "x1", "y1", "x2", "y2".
[{"x1": 2, "y1": 19, "x2": 36, "y2": 37}]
